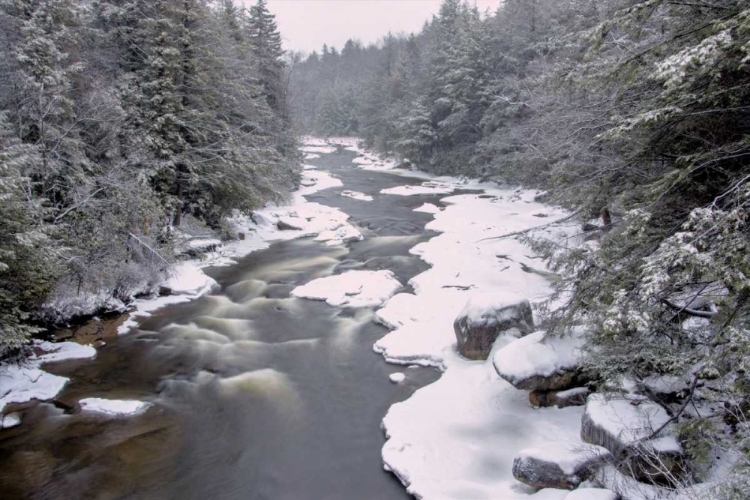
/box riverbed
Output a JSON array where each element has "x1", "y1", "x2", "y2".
[{"x1": 0, "y1": 148, "x2": 451, "y2": 499}]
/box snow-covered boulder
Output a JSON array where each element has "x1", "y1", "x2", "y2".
[
  {"x1": 493, "y1": 330, "x2": 585, "y2": 391},
  {"x1": 512, "y1": 442, "x2": 611, "y2": 490},
  {"x1": 530, "y1": 387, "x2": 590, "y2": 409},
  {"x1": 453, "y1": 295, "x2": 534, "y2": 360},
  {"x1": 581, "y1": 394, "x2": 685, "y2": 485},
  {"x1": 564, "y1": 488, "x2": 620, "y2": 500}
]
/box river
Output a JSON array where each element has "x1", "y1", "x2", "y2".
[{"x1": 0, "y1": 149, "x2": 453, "y2": 499}]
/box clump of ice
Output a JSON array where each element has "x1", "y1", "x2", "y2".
[
  {"x1": 291, "y1": 270, "x2": 402, "y2": 308},
  {"x1": 389, "y1": 372, "x2": 406, "y2": 384},
  {"x1": 79, "y1": 398, "x2": 151, "y2": 416},
  {"x1": 341, "y1": 190, "x2": 374, "y2": 202}
]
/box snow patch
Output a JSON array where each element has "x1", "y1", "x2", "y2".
[
  {"x1": 389, "y1": 372, "x2": 406, "y2": 384},
  {"x1": 291, "y1": 270, "x2": 401, "y2": 308},
  {"x1": 79, "y1": 397, "x2": 151, "y2": 416},
  {"x1": 414, "y1": 203, "x2": 441, "y2": 214},
  {"x1": 1, "y1": 341, "x2": 97, "y2": 414}
]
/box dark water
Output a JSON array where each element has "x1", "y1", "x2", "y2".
[{"x1": 0, "y1": 150, "x2": 455, "y2": 500}]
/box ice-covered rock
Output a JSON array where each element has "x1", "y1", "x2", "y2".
[
  {"x1": 564, "y1": 488, "x2": 620, "y2": 500},
  {"x1": 453, "y1": 295, "x2": 534, "y2": 360},
  {"x1": 512, "y1": 442, "x2": 611, "y2": 490},
  {"x1": 291, "y1": 270, "x2": 401, "y2": 308},
  {"x1": 493, "y1": 330, "x2": 585, "y2": 391},
  {"x1": 389, "y1": 372, "x2": 406, "y2": 384},
  {"x1": 581, "y1": 393, "x2": 685, "y2": 485},
  {"x1": 530, "y1": 387, "x2": 590, "y2": 409}
]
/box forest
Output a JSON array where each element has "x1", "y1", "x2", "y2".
[
  {"x1": 0, "y1": 0, "x2": 299, "y2": 350},
  {"x1": 289, "y1": 0, "x2": 750, "y2": 497}
]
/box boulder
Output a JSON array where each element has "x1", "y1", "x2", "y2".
[
  {"x1": 564, "y1": 488, "x2": 620, "y2": 500},
  {"x1": 277, "y1": 219, "x2": 302, "y2": 231},
  {"x1": 453, "y1": 295, "x2": 534, "y2": 360},
  {"x1": 529, "y1": 387, "x2": 590, "y2": 409},
  {"x1": 581, "y1": 393, "x2": 685, "y2": 485},
  {"x1": 493, "y1": 329, "x2": 586, "y2": 391},
  {"x1": 512, "y1": 442, "x2": 611, "y2": 490},
  {"x1": 238, "y1": 232, "x2": 246, "y2": 241}
]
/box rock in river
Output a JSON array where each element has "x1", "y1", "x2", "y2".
[{"x1": 453, "y1": 294, "x2": 534, "y2": 360}]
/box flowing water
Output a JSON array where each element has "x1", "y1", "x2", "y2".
[{"x1": 0, "y1": 150, "x2": 457, "y2": 500}]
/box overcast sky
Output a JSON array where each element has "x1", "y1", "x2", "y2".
[{"x1": 254, "y1": 0, "x2": 502, "y2": 53}]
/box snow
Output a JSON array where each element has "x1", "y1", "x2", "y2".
[
  {"x1": 341, "y1": 190, "x2": 374, "y2": 202},
  {"x1": 0, "y1": 341, "x2": 98, "y2": 414},
  {"x1": 165, "y1": 262, "x2": 218, "y2": 296},
  {"x1": 390, "y1": 372, "x2": 406, "y2": 384},
  {"x1": 493, "y1": 330, "x2": 585, "y2": 384},
  {"x1": 300, "y1": 145, "x2": 337, "y2": 154},
  {"x1": 291, "y1": 270, "x2": 402, "y2": 308},
  {"x1": 79, "y1": 397, "x2": 151, "y2": 416},
  {"x1": 364, "y1": 165, "x2": 583, "y2": 497},
  {"x1": 414, "y1": 203, "x2": 441, "y2": 214},
  {"x1": 35, "y1": 340, "x2": 97, "y2": 364},
  {"x1": 516, "y1": 442, "x2": 610, "y2": 475},
  {"x1": 304, "y1": 153, "x2": 320, "y2": 160},
  {"x1": 187, "y1": 238, "x2": 221, "y2": 250},
  {"x1": 564, "y1": 489, "x2": 619, "y2": 500},
  {"x1": 458, "y1": 293, "x2": 528, "y2": 324},
  {"x1": 381, "y1": 181, "x2": 455, "y2": 196}
]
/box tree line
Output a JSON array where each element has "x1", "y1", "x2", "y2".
[
  {"x1": 0, "y1": 0, "x2": 298, "y2": 352},
  {"x1": 290, "y1": 0, "x2": 750, "y2": 496}
]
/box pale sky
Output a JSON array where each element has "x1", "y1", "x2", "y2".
[{"x1": 253, "y1": 0, "x2": 502, "y2": 53}]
